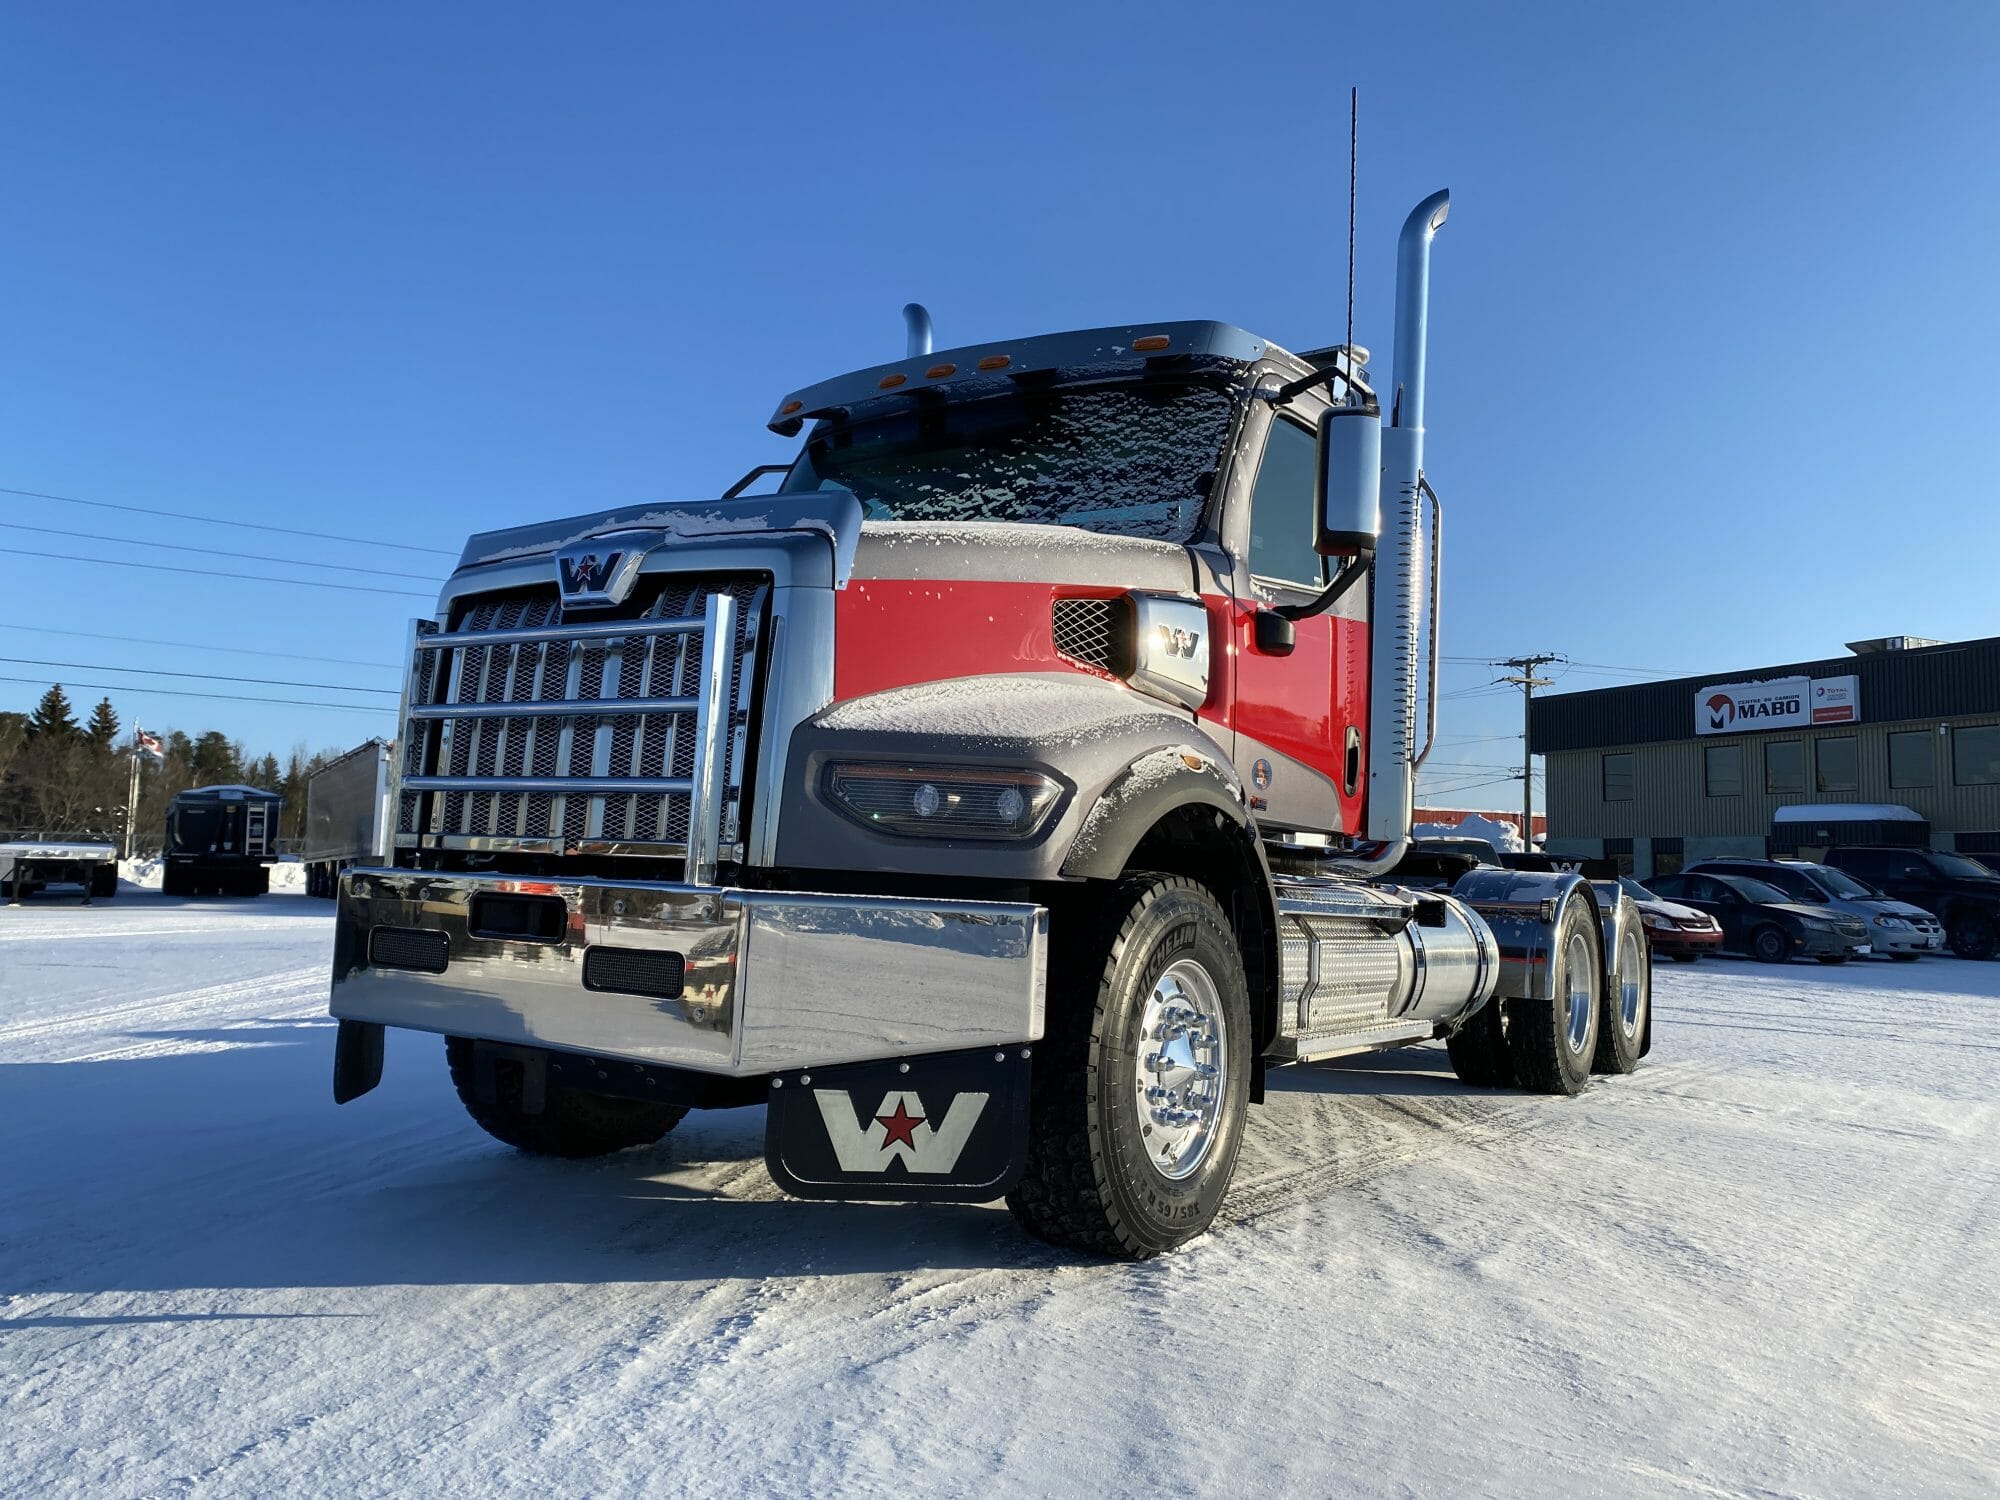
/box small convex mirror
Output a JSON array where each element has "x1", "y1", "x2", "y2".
[{"x1": 1316, "y1": 405, "x2": 1382, "y2": 557}]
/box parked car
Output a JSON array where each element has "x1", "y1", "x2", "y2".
[
  {"x1": 1822, "y1": 847, "x2": 2000, "y2": 960},
  {"x1": 1620, "y1": 878, "x2": 1724, "y2": 963},
  {"x1": 1686, "y1": 858, "x2": 1943, "y2": 961},
  {"x1": 1643, "y1": 872, "x2": 1872, "y2": 964}
]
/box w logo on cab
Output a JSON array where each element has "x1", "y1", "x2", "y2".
[{"x1": 812, "y1": 1089, "x2": 989, "y2": 1173}]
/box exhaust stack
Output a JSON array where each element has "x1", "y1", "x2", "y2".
[
  {"x1": 1360, "y1": 189, "x2": 1449, "y2": 868},
  {"x1": 903, "y1": 303, "x2": 934, "y2": 358}
]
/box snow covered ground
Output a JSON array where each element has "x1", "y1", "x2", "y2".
[{"x1": 3, "y1": 890, "x2": 1996, "y2": 1497}]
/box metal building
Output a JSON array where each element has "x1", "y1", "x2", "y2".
[{"x1": 1529, "y1": 635, "x2": 2000, "y2": 876}]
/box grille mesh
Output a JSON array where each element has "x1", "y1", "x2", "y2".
[
  {"x1": 1052, "y1": 597, "x2": 1120, "y2": 672},
  {"x1": 399, "y1": 575, "x2": 765, "y2": 855}
]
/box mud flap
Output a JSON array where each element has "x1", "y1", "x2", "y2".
[
  {"x1": 764, "y1": 1046, "x2": 1032, "y2": 1203},
  {"x1": 332, "y1": 1020, "x2": 385, "y2": 1104}
]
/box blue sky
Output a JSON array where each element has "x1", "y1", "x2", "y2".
[{"x1": 2, "y1": 2, "x2": 1995, "y2": 811}]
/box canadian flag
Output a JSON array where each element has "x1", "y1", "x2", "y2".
[{"x1": 135, "y1": 728, "x2": 165, "y2": 762}]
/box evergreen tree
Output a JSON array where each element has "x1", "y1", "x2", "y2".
[
  {"x1": 27, "y1": 684, "x2": 79, "y2": 740},
  {"x1": 254, "y1": 752, "x2": 281, "y2": 789},
  {"x1": 86, "y1": 697, "x2": 121, "y2": 748},
  {"x1": 190, "y1": 730, "x2": 241, "y2": 785}
]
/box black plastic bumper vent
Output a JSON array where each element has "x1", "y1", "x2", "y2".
[
  {"x1": 369, "y1": 926, "x2": 450, "y2": 975},
  {"x1": 583, "y1": 945, "x2": 685, "y2": 1000}
]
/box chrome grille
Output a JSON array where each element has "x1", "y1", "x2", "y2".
[
  {"x1": 1052, "y1": 597, "x2": 1120, "y2": 671},
  {"x1": 397, "y1": 575, "x2": 766, "y2": 873}
]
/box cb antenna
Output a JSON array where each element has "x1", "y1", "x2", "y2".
[{"x1": 1346, "y1": 86, "x2": 1357, "y2": 363}]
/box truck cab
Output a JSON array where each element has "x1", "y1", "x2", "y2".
[{"x1": 328, "y1": 191, "x2": 1650, "y2": 1257}]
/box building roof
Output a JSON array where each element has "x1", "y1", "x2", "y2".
[{"x1": 1529, "y1": 634, "x2": 2000, "y2": 754}]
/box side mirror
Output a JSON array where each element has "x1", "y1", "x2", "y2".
[{"x1": 1315, "y1": 405, "x2": 1382, "y2": 557}]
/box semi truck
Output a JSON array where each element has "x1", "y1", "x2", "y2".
[
  {"x1": 303, "y1": 739, "x2": 394, "y2": 899},
  {"x1": 162, "y1": 784, "x2": 283, "y2": 896},
  {"x1": 327, "y1": 188, "x2": 1653, "y2": 1258}
]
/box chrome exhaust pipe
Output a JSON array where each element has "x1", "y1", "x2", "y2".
[
  {"x1": 1353, "y1": 189, "x2": 1449, "y2": 874},
  {"x1": 903, "y1": 303, "x2": 934, "y2": 358}
]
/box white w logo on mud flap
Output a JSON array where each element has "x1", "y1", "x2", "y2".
[{"x1": 812, "y1": 1089, "x2": 989, "y2": 1173}]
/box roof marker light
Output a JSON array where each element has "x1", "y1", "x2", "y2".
[
  {"x1": 878, "y1": 372, "x2": 908, "y2": 390},
  {"x1": 925, "y1": 363, "x2": 956, "y2": 380},
  {"x1": 977, "y1": 354, "x2": 1011, "y2": 371},
  {"x1": 1132, "y1": 334, "x2": 1171, "y2": 352},
  {"x1": 779, "y1": 399, "x2": 803, "y2": 416}
]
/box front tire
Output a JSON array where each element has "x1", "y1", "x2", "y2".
[
  {"x1": 1007, "y1": 875, "x2": 1252, "y2": 1259},
  {"x1": 445, "y1": 1037, "x2": 686, "y2": 1157},
  {"x1": 1751, "y1": 925, "x2": 1790, "y2": 964},
  {"x1": 1948, "y1": 912, "x2": 1997, "y2": 961},
  {"x1": 1505, "y1": 892, "x2": 1602, "y2": 1096}
]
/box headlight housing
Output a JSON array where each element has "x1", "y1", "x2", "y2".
[
  {"x1": 823, "y1": 763, "x2": 1064, "y2": 840},
  {"x1": 1798, "y1": 917, "x2": 1830, "y2": 931},
  {"x1": 1873, "y1": 914, "x2": 1908, "y2": 928},
  {"x1": 1641, "y1": 912, "x2": 1672, "y2": 931}
]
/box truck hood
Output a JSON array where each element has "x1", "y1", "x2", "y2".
[{"x1": 852, "y1": 520, "x2": 1193, "y2": 590}]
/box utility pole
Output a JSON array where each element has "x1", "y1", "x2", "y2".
[{"x1": 1495, "y1": 654, "x2": 1563, "y2": 848}]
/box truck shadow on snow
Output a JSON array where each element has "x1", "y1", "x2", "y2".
[{"x1": 0, "y1": 1025, "x2": 1501, "y2": 1301}]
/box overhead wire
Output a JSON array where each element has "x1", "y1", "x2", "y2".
[
  {"x1": 0, "y1": 655, "x2": 396, "y2": 695},
  {"x1": 0, "y1": 673, "x2": 395, "y2": 713},
  {"x1": 0, "y1": 519, "x2": 440, "y2": 582},
  {"x1": 0, "y1": 623, "x2": 390, "y2": 670},
  {"x1": 0, "y1": 545, "x2": 432, "y2": 598},
  {"x1": 0, "y1": 484, "x2": 458, "y2": 557}
]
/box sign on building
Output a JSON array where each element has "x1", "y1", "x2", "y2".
[{"x1": 1694, "y1": 674, "x2": 1860, "y2": 736}]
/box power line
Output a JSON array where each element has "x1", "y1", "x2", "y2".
[
  {"x1": 0, "y1": 623, "x2": 390, "y2": 670},
  {"x1": 0, "y1": 655, "x2": 396, "y2": 696},
  {"x1": 0, "y1": 484, "x2": 458, "y2": 557},
  {"x1": 0, "y1": 519, "x2": 440, "y2": 582},
  {"x1": 0, "y1": 673, "x2": 394, "y2": 714},
  {"x1": 0, "y1": 545, "x2": 432, "y2": 598}
]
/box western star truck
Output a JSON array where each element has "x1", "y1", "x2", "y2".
[
  {"x1": 304, "y1": 739, "x2": 394, "y2": 899},
  {"x1": 328, "y1": 190, "x2": 1653, "y2": 1257}
]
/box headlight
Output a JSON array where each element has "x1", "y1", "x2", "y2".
[
  {"x1": 1798, "y1": 917, "x2": 1830, "y2": 931},
  {"x1": 1641, "y1": 912, "x2": 1672, "y2": 931},
  {"x1": 823, "y1": 763, "x2": 1063, "y2": 840},
  {"x1": 1872, "y1": 914, "x2": 1908, "y2": 928}
]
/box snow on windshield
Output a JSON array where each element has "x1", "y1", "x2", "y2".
[{"x1": 782, "y1": 380, "x2": 1233, "y2": 542}]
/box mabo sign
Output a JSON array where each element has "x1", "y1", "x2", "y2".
[{"x1": 1695, "y1": 675, "x2": 1860, "y2": 735}]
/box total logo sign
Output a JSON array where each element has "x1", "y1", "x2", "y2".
[{"x1": 1694, "y1": 674, "x2": 1861, "y2": 736}]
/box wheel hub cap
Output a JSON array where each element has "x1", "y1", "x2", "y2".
[
  {"x1": 1134, "y1": 958, "x2": 1227, "y2": 1180},
  {"x1": 1564, "y1": 931, "x2": 1593, "y2": 1054}
]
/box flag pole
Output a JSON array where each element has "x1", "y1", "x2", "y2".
[{"x1": 125, "y1": 726, "x2": 144, "y2": 862}]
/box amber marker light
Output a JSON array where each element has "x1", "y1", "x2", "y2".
[
  {"x1": 878, "y1": 372, "x2": 908, "y2": 389},
  {"x1": 1132, "y1": 334, "x2": 1171, "y2": 351},
  {"x1": 779, "y1": 399, "x2": 803, "y2": 416},
  {"x1": 925, "y1": 363, "x2": 956, "y2": 379},
  {"x1": 977, "y1": 354, "x2": 1011, "y2": 371}
]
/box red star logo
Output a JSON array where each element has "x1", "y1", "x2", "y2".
[{"x1": 875, "y1": 1099, "x2": 926, "y2": 1151}]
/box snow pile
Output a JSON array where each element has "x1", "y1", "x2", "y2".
[
  {"x1": 1412, "y1": 812, "x2": 1524, "y2": 853},
  {"x1": 116, "y1": 857, "x2": 307, "y2": 892}
]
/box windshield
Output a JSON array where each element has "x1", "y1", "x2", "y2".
[
  {"x1": 1717, "y1": 875, "x2": 1794, "y2": 905},
  {"x1": 1804, "y1": 864, "x2": 1880, "y2": 899},
  {"x1": 1927, "y1": 852, "x2": 2000, "y2": 881},
  {"x1": 781, "y1": 379, "x2": 1234, "y2": 541},
  {"x1": 1619, "y1": 878, "x2": 1656, "y2": 903}
]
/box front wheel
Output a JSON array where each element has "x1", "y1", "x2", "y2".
[
  {"x1": 1948, "y1": 913, "x2": 1997, "y2": 961},
  {"x1": 1751, "y1": 925, "x2": 1790, "y2": 964},
  {"x1": 1007, "y1": 875, "x2": 1252, "y2": 1259}
]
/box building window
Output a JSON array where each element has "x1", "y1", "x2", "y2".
[
  {"x1": 1815, "y1": 736, "x2": 1859, "y2": 793},
  {"x1": 1765, "y1": 741, "x2": 1805, "y2": 795},
  {"x1": 1705, "y1": 744, "x2": 1742, "y2": 797},
  {"x1": 1888, "y1": 730, "x2": 1934, "y2": 789},
  {"x1": 1602, "y1": 752, "x2": 1634, "y2": 802},
  {"x1": 1954, "y1": 724, "x2": 2000, "y2": 787}
]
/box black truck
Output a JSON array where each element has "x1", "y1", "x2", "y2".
[
  {"x1": 1822, "y1": 847, "x2": 2000, "y2": 959},
  {"x1": 162, "y1": 785, "x2": 284, "y2": 897}
]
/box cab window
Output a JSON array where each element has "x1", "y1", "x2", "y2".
[{"x1": 1247, "y1": 416, "x2": 1326, "y2": 588}]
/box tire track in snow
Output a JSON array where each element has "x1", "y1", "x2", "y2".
[{"x1": 0, "y1": 968, "x2": 325, "y2": 1049}]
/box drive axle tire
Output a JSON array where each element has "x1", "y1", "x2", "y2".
[
  {"x1": 445, "y1": 1037, "x2": 686, "y2": 1158},
  {"x1": 1592, "y1": 918, "x2": 1649, "y2": 1076},
  {"x1": 1007, "y1": 875, "x2": 1252, "y2": 1260},
  {"x1": 1948, "y1": 913, "x2": 1997, "y2": 961},
  {"x1": 1751, "y1": 926, "x2": 1790, "y2": 964},
  {"x1": 1446, "y1": 997, "x2": 1515, "y2": 1087},
  {"x1": 1504, "y1": 892, "x2": 1602, "y2": 1096}
]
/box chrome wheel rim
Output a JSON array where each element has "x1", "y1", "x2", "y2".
[
  {"x1": 1618, "y1": 927, "x2": 1645, "y2": 1039},
  {"x1": 1134, "y1": 958, "x2": 1228, "y2": 1181},
  {"x1": 1564, "y1": 931, "x2": 1594, "y2": 1054}
]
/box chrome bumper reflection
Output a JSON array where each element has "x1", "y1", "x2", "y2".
[{"x1": 331, "y1": 868, "x2": 1047, "y2": 1076}]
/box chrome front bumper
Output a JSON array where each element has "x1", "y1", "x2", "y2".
[{"x1": 331, "y1": 868, "x2": 1047, "y2": 1077}]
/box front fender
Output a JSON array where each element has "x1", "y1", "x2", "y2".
[
  {"x1": 1060, "y1": 745, "x2": 1247, "y2": 880},
  {"x1": 773, "y1": 673, "x2": 1238, "y2": 883}
]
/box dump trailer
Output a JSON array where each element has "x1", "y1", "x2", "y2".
[
  {"x1": 304, "y1": 739, "x2": 393, "y2": 899},
  {"x1": 162, "y1": 784, "x2": 283, "y2": 896},
  {"x1": 328, "y1": 188, "x2": 1653, "y2": 1258},
  {"x1": 0, "y1": 835, "x2": 118, "y2": 903}
]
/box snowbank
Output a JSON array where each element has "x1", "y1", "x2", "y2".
[{"x1": 1412, "y1": 812, "x2": 1525, "y2": 853}]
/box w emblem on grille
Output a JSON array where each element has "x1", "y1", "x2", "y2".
[{"x1": 555, "y1": 543, "x2": 640, "y2": 607}]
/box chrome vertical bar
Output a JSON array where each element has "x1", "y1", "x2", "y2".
[{"x1": 685, "y1": 592, "x2": 738, "y2": 886}]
